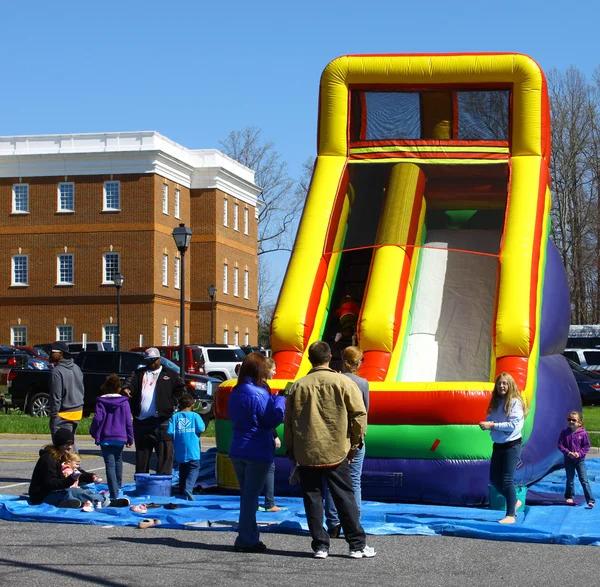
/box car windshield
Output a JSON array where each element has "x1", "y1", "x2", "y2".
[
  {"x1": 34, "y1": 348, "x2": 50, "y2": 359},
  {"x1": 567, "y1": 358, "x2": 595, "y2": 374}
]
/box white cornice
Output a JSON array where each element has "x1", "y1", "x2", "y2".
[{"x1": 0, "y1": 131, "x2": 260, "y2": 206}]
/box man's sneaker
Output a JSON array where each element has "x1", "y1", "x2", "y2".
[
  {"x1": 109, "y1": 498, "x2": 130, "y2": 508},
  {"x1": 349, "y1": 546, "x2": 376, "y2": 559},
  {"x1": 57, "y1": 499, "x2": 82, "y2": 509},
  {"x1": 82, "y1": 501, "x2": 94, "y2": 512},
  {"x1": 313, "y1": 550, "x2": 329, "y2": 559}
]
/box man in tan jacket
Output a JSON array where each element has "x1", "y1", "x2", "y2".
[{"x1": 284, "y1": 341, "x2": 375, "y2": 559}]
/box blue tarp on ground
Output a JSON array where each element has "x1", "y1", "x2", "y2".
[{"x1": 1, "y1": 449, "x2": 599, "y2": 546}]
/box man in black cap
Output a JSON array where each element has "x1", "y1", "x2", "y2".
[{"x1": 49, "y1": 341, "x2": 85, "y2": 447}]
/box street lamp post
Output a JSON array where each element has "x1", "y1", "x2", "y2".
[
  {"x1": 208, "y1": 285, "x2": 217, "y2": 343},
  {"x1": 172, "y1": 223, "x2": 193, "y2": 377},
  {"x1": 113, "y1": 274, "x2": 124, "y2": 351}
]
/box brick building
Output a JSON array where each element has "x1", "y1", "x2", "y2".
[{"x1": 0, "y1": 131, "x2": 261, "y2": 350}]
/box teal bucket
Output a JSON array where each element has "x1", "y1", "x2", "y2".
[
  {"x1": 135, "y1": 474, "x2": 173, "y2": 497},
  {"x1": 488, "y1": 484, "x2": 527, "y2": 512}
]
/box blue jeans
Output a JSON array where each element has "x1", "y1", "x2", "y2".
[
  {"x1": 231, "y1": 458, "x2": 272, "y2": 547},
  {"x1": 261, "y1": 461, "x2": 275, "y2": 509},
  {"x1": 101, "y1": 444, "x2": 124, "y2": 499},
  {"x1": 489, "y1": 440, "x2": 521, "y2": 516},
  {"x1": 44, "y1": 486, "x2": 105, "y2": 506},
  {"x1": 565, "y1": 458, "x2": 595, "y2": 504},
  {"x1": 325, "y1": 444, "x2": 365, "y2": 529},
  {"x1": 179, "y1": 460, "x2": 200, "y2": 495}
]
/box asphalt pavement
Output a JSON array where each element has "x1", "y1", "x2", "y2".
[{"x1": 0, "y1": 436, "x2": 596, "y2": 586}]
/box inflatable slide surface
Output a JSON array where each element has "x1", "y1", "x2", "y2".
[{"x1": 215, "y1": 53, "x2": 581, "y2": 505}]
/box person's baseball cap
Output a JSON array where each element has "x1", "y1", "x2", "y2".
[
  {"x1": 51, "y1": 341, "x2": 70, "y2": 355},
  {"x1": 144, "y1": 348, "x2": 160, "y2": 359}
]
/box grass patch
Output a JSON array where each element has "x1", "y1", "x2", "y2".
[{"x1": 583, "y1": 406, "x2": 600, "y2": 447}]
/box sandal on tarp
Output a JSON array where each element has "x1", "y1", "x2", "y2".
[
  {"x1": 138, "y1": 518, "x2": 161, "y2": 529},
  {"x1": 164, "y1": 503, "x2": 179, "y2": 510}
]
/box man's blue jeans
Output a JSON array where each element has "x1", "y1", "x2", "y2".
[
  {"x1": 101, "y1": 444, "x2": 124, "y2": 499},
  {"x1": 325, "y1": 444, "x2": 365, "y2": 529},
  {"x1": 179, "y1": 460, "x2": 201, "y2": 495},
  {"x1": 565, "y1": 458, "x2": 595, "y2": 504},
  {"x1": 489, "y1": 440, "x2": 521, "y2": 516},
  {"x1": 231, "y1": 458, "x2": 272, "y2": 547}
]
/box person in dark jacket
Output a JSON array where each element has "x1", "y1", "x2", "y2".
[
  {"x1": 49, "y1": 341, "x2": 85, "y2": 447},
  {"x1": 28, "y1": 428, "x2": 104, "y2": 508},
  {"x1": 228, "y1": 352, "x2": 286, "y2": 553},
  {"x1": 90, "y1": 374, "x2": 134, "y2": 501},
  {"x1": 122, "y1": 347, "x2": 185, "y2": 475}
]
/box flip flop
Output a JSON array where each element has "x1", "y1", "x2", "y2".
[
  {"x1": 145, "y1": 503, "x2": 162, "y2": 509},
  {"x1": 164, "y1": 503, "x2": 179, "y2": 510},
  {"x1": 138, "y1": 518, "x2": 161, "y2": 529}
]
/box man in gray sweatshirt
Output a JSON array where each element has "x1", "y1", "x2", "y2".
[{"x1": 49, "y1": 341, "x2": 85, "y2": 447}]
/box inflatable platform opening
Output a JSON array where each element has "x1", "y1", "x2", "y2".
[{"x1": 215, "y1": 53, "x2": 581, "y2": 506}]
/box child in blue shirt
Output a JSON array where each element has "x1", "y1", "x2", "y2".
[{"x1": 167, "y1": 393, "x2": 206, "y2": 500}]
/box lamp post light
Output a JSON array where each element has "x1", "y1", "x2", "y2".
[
  {"x1": 207, "y1": 284, "x2": 217, "y2": 343},
  {"x1": 113, "y1": 274, "x2": 124, "y2": 351},
  {"x1": 172, "y1": 223, "x2": 193, "y2": 377}
]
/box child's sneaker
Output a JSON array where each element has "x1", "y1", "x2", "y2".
[
  {"x1": 82, "y1": 501, "x2": 94, "y2": 512},
  {"x1": 588, "y1": 502, "x2": 595, "y2": 508},
  {"x1": 102, "y1": 496, "x2": 111, "y2": 508},
  {"x1": 93, "y1": 500, "x2": 103, "y2": 510},
  {"x1": 130, "y1": 504, "x2": 148, "y2": 514},
  {"x1": 349, "y1": 546, "x2": 376, "y2": 559}
]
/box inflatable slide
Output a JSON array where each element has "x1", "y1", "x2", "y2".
[{"x1": 215, "y1": 53, "x2": 581, "y2": 505}]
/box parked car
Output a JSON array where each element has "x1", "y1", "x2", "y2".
[
  {"x1": 16, "y1": 346, "x2": 51, "y2": 363},
  {"x1": 240, "y1": 345, "x2": 268, "y2": 356},
  {"x1": 66, "y1": 341, "x2": 114, "y2": 356},
  {"x1": 566, "y1": 358, "x2": 600, "y2": 405},
  {"x1": 564, "y1": 349, "x2": 600, "y2": 373},
  {"x1": 129, "y1": 345, "x2": 206, "y2": 375}
]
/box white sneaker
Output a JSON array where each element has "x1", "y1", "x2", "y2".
[
  {"x1": 349, "y1": 546, "x2": 376, "y2": 559},
  {"x1": 93, "y1": 500, "x2": 103, "y2": 510},
  {"x1": 82, "y1": 501, "x2": 94, "y2": 512},
  {"x1": 313, "y1": 550, "x2": 329, "y2": 559}
]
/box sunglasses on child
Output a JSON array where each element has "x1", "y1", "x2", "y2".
[{"x1": 567, "y1": 418, "x2": 579, "y2": 423}]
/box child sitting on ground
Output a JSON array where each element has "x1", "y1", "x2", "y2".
[
  {"x1": 167, "y1": 393, "x2": 206, "y2": 500},
  {"x1": 558, "y1": 411, "x2": 595, "y2": 508},
  {"x1": 60, "y1": 450, "x2": 109, "y2": 511}
]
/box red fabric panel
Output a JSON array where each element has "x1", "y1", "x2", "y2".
[
  {"x1": 350, "y1": 139, "x2": 509, "y2": 148},
  {"x1": 359, "y1": 350, "x2": 392, "y2": 382},
  {"x1": 495, "y1": 356, "x2": 529, "y2": 391},
  {"x1": 351, "y1": 151, "x2": 507, "y2": 161},
  {"x1": 214, "y1": 384, "x2": 234, "y2": 420},
  {"x1": 272, "y1": 350, "x2": 304, "y2": 381}
]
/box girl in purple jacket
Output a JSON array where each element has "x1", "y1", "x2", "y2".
[
  {"x1": 90, "y1": 374, "x2": 134, "y2": 502},
  {"x1": 558, "y1": 411, "x2": 595, "y2": 508}
]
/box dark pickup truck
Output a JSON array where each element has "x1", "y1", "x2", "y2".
[
  {"x1": 7, "y1": 351, "x2": 219, "y2": 423},
  {"x1": 0, "y1": 346, "x2": 29, "y2": 394}
]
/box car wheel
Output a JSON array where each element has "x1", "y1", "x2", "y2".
[
  {"x1": 208, "y1": 373, "x2": 226, "y2": 382},
  {"x1": 29, "y1": 393, "x2": 51, "y2": 418}
]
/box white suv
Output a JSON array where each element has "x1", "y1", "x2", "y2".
[
  {"x1": 196, "y1": 344, "x2": 246, "y2": 381},
  {"x1": 564, "y1": 349, "x2": 600, "y2": 372}
]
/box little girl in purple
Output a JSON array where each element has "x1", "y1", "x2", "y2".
[{"x1": 557, "y1": 411, "x2": 595, "y2": 508}]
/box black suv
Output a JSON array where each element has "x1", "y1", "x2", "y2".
[{"x1": 0, "y1": 346, "x2": 28, "y2": 393}]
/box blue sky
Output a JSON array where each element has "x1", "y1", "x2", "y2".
[{"x1": 2, "y1": 0, "x2": 598, "y2": 295}]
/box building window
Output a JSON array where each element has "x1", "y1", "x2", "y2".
[
  {"x1": 58, "y1": 182, "x2": 75, "y2": 212},
  {"x1": 174, "y1": 189, "x2": 180, "y2": 219},
  {"x1": 233, "y1": 267, "x2": 239, "y2": 297},
  {"x1": 57, "y1": 325, "x2": 73, "y2": 342},
  {"x1": 57, "y1": 254, "x2": 74, "y2": 285},
  {"x1": 103, "y1": 252, "x2": 120, "y2": 283},
  {"x1": 173, "y1": 325, "x2": 180, "y2": 346},
  {"x1": 162, "y1": 184, "x2": 169, "y2": 214},
  {"x1": 174, "y1": 257, "x2": 181, "y2": 289},
  {"x1": 104, "y1": 181, "x2": 120, "y2": 211},
  {"x1": 234, "y1": 331, "x2": 239, "y2": 345},
  {"x1": 223, "y1": 198, "x2": 228, "y2": 226},
  {"x1": 223, "y1": 329, "x2": 229, "y2": 344},
  {"x1": 12, "y1": 255, "x2": 28, "y2": 286},
  {"x1": 162, "y1": 254, "x2": 168, "y2": 286},
  {"x1": 223, "y1": 263, "x2": 228, "y2": 294},
  {"x1": 12, "y1": 184, "x2": 29, "y2": 214},
  {"x1": 234, "y1": 203, "x2": 239, "y2": 231},
  {"x1": 103, "y1": 324, "x2": 118, "y2": 349},
  {"x1": 11, "y1": 326, "x2": 27, "y2": 346},
  {"x1": 244, "y1": 208, "x2": 249, "y2": 235},
  {"x1": 244, "y1": 332, "x2": 249, "y2": 345},
  {"x1": 244, "y1": 269, "x2": 249, "y2": 299},
  {"x1": 161, "y1": 324, "x2": 168, "y2": 345}
]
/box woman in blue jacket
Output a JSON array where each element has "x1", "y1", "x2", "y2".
[{"x1": 228, "y1": 352, "x2": 286, "y2": 553}]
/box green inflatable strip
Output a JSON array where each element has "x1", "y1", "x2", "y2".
[{"x1": 215, "y1": 419, "x2": 286, "y2": 456}]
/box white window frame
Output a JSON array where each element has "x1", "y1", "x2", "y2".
[
  {"x1": 223, "y1": 263, "x2": 229, "y2": 294},
  {"x1": 103, "y1": 252, "x2": 120, "y2": 284},
  {"x1": 162, "y1": 184, "x2": 169, "y2": 215},
  {"x1": 103, "y1": 181, "x2": 121, "y2": 211},
  {"x1": 244, "y1": 332, "x2": 249, "y2": 345},
  {"x1": 11, "y1": 325, "x2": 27, "y2": 346},
  {"x1": 244, "y1": 269, "x2": 249, "y2": 299},
  {"x1": 233, "y1": 203, "x2": 239, "y2": 231},
  {"x1": 12, "y1": 254, "x2": 28, "y2": 286},
  {"x1": 162, "y1": 254, "x2": 168, "y2": 286},
  {"x1": 244, "y1": 207, "x2": 249, "y2": 235},
  {"x1": 173, "y1": 325, "x2": 180, "y2": 346},
  {"x1": 56, "y1": 325, "x2": 73, "y2": 342},
  {"x1": 233, "y1": 267, "x2": 239, "y2": 297},
  {"x1": 103, "y1": 324, "x2": 119, "y2": 349},
  {"x1": 12, "y1": 184, "x2": 29, "y2": 214},
  {"x1": 234, "y1": 331, "x2": 239, "y2": 345},
  {"x1": 223, "y1": 329, "x2": 229, "y2": 344},
  {"x1": 223, "y1": 198, "x2": 228, "y2": 226},
  {"x1": 57, "y1": 254, "x2": 74, "y2": 285},
  {"x1": 174, "y1": 189, "x2": 180, "y2": 219},
  {"x1": 161, "y1": 324, "x2": 168, "y2": 346},
  {"x1": 174, "y1": 257, "x2": 181, "y2": 289},
  {"x1": 58, "y1": 182, "x2": 75, "y2": 212}
]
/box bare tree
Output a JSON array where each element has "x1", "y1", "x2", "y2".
[{"x1": 220, "y1": 127, "x2": 305, "y2": 255}]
